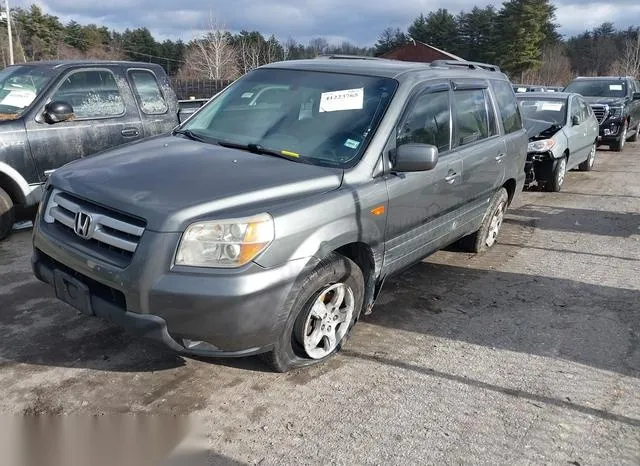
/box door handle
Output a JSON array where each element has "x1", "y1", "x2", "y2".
[
  {"x1": 121, "y1": 128, "x2": 140, "y2": 138},
  {"x1": 444, "y1": 172, "x2": 458, "y2": 184},
  {"x1": 495, "y1": 153, "x2": 506, "y2": 162}
]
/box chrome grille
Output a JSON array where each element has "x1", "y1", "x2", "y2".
[
  {"x1": 44, "y1": 189, "x2": 145, "y2": 263},
  {"x1": 590, "y1": 104, "x2": 609, "y2": 124}
]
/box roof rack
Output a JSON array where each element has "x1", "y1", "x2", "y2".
[
  {"x1": 315, "y1": 54, "x2": 385, "y2": 61},
  {"x1": 430, "y1": 60, "x2": 500, "y2": 72}
]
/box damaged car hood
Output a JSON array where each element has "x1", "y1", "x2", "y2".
[
  {"x1": 523, "y1": 118, "x2": 563, "y2": 140},
  {"x1": 49, "y1": 135, "x2": 344, "y2": 232}
]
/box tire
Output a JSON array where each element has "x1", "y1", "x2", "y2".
[
  {"x1": 545, "y1": 156, "x2": 566, "y2": 192},
  {"x1": 628, "y1": 121, "x2": 640, "y2": 142},
  {"x1": 261, "y1": 253, "x2": 365, "y2": 372},
  {"x1": 610, "y1": 121, "x2": 628, "y2": 152},
  {"x1": 461, "y1": 187, "x2": 508, "y2": 254},
  {"x1": 0, "y1": 187, "x2": 15, "y2": 241},
  {"x1": 579, "y1": 144, "x2": 597, "y2": 171}
]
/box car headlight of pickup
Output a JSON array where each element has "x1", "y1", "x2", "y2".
[
  {"x1": 527, "y1": 139, "x2": 556, "y2": 152},
  {"x1": 175, "y1": 213, "x2": 274, "y2": 268},
  {"x1": 608, "y1": 106, "x2": 623, "y2": 118}
]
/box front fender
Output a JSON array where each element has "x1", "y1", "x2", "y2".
[{"x1": 254, "y1": 181, "x2": 389, "y2": 278}]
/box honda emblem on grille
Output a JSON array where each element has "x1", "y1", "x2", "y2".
[{"x1": 74, "y1": 212, "x2": 92, "y2": 238}]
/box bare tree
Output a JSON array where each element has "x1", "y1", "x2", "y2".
[
  {"x1": 179, "y1": 15, "x2": 238, "y2": 80},
  {"x1": 522, "y1": 45, "x2": 573, "y2": 86},
  {"x1": 610, "y1": 34, "x2": 640, "y2": 76},
  {"x1": 237, "y1": 37, "x2": 262, "y2": 74}
]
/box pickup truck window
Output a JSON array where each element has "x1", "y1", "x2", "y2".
[
  {"x1": 128, "y1": 69, "x2": 168, "y2": 114},
  {"x1": 454, "y1": 89, "x2": 489, "y2": 146},
  {"x1": 0, "y1": 65, "x2": 52, "y2": 118},
  {"x1": 51, "y1": 70, "x2": 125, "y2": 119},
  {"x1": 181, "y1": 68, "x2": 398, "y2": 168},
  {"x1": 564, "y1": 79, "x2": 627, "y2": 98},
  {"x1": 397, "y1": 90, "x2": 450, "y2": 153}
]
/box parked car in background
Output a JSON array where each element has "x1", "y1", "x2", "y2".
[
  {"x1": 518, "y1": 92, "x2": 599, "y2": 192},
  {"x1": 513, "y1": 84, "x2": 548, "y2": 93},
  {"x1": 32, "y1": 57, "x2": 527, "y2": 372},
  {"x1": 0, "y1": 60, "x2": 209, "y2": 241},
  {"x1": 563, "y1": 76, "x2": 640, "y2": 152}
]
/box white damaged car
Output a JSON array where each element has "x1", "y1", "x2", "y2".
[{"x1": 517, "y1": 92, "x2": 600, "y2": 192}]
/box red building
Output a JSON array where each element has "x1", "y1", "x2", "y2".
[{"x1": 380, "y1": 40, "x2": 463, "y2": 62}]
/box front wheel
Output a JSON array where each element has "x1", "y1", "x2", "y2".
[
  {"x1": 611, "y1": 121, "x2": 628, "y2": 152},
  {"x1": 545, "y1": 156, "x2": 566, "y2": 192},
  {"x1": 261, "y1": 253, "x2": 364, "y2": 372},
  {"x1": 579, "y1": 144, "x2": 597, "y2": 171},
  {"x1": 461, "y1": 187, "x2": 508, "y2": 254},
  {"x1": 0, "y1": 187, "x2": 15, "y2": 241}
]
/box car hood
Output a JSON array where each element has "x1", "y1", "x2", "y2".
[
  {"x1": 582, "y1": 96, "x2": 626, "y2": 106},
  {"x1": 50, "y1": 135, "x2": 344, "y2": 232},
  {"x1": 523, "y1": 118, "x2": 564, "y2": 140}
]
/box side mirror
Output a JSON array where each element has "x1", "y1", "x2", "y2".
[
  {"x1": 44, "y1": 101, "x2": 74, "y2": 124},
  {"x1": 571, "y1": 115, "x2": 580, "y2": 126},
  {"x1": 393, "y1": 143, "x2": 439, "y2": 172},
  {"x1": 633, "y1": 92, "x2": 640, "y2": 101}
]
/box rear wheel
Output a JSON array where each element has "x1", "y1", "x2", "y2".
[
  {"x1": 611, "y1": 121, "x2": 628, "y2": 152},
  {"x1": 579, "y1": 144, "x2": 597, "y2": 171},
  {"x1": 0, "y1": 187, "x2": 15, "y2": 241},
  {"x1": 261, "y1": 253, "x2": 364, "y2": 372},
  {"x1": 628, "y1": 121, "x2": 640, "y2": 142},
  {"x1": 461, "y1": 187, "x2": 508, "y2": 254},
  {"x1": 545, "y1": 156, "x2": 566, "y2": 192}
]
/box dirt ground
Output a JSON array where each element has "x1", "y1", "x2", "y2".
[{"x1": 1, "y1": 142, "x2": 639, "y2": 465}]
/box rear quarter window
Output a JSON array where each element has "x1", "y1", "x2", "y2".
[
  {"x1": 128, "y1": 69, "x2": 168, "y2": 114},
  {"x1": 492, "y1": 80, "x2": 523, "y2": 134}
]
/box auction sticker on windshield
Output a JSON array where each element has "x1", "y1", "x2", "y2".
[
  {"x1": 319, "y1": 88, "x2": 364, "y2": 112},
  {"x1": 540, "y1": 102, "x2": 563, "y2": 111},
  {"x1": 609, "y1": 84, "x2": 623, "y2": 91},
  {"x1": 0, "y1": 89, "x2": 36, "y2": 108}
]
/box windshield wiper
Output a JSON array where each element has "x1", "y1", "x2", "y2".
[
  {"x1": 172, "y1": 128, "x2": 210, "y2": 143},
  {"x1": 216, "y1": 140, "x2": 302, "y2": 162}
]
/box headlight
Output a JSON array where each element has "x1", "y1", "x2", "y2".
[
  {"x1": 175, "y1": 213, "x2": 274, "y2": 268},
  {"x1": 608, "y1": 106, "x2": 623, "y2": 117},
  {"x1": 527, "y1": 139, "x2": 556, "y2": 152}
]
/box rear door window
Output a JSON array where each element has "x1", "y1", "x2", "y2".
[
  {"x1": 453, "y1": 88, "x2": 489, "y2": 146},
  {"x1": 128, "y1": 69, "x2": 168, "y2": 114}
]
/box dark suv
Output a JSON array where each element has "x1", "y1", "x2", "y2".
[
  {"x1": 32, "y1": 57, "x2": 527, "y2": 372},
  {"x1": 564, "y1": 76, "x2": 640, "y2": 151}
]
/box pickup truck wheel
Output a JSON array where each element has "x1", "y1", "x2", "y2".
[
  {"x1": 461, "y1": 187, "x2": 508, "y2": 254},
  {"x1": 0, "y1": 187, "x2": 15, "y2": 241},
  {"x1": 579, "y1": 144, "x2": 597, "y2": 171},
  {"x1": 628, "y1": 121, "x2": 640, "y2": 142},
  {"x1": 261, "y1": 253, "x2": 364, "y2": 372},
  {"x1": 611, "y1": 121, "x2": 628, "y2": 151},
  {"x1": 545, "y1": 156, "x2": 566, "y2": 192}
]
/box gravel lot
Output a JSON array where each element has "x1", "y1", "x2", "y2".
[{"x1": 1, "y1": 143, "x2": 639, "y2": 465}]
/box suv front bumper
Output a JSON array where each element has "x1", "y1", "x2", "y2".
[{"x1": 32, "y1": 222, "x2": 311, "y2": 358}]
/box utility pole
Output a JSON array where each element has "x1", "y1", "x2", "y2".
[{"x1": 5, "y1": 0, "x2": 14, "y2": 65}]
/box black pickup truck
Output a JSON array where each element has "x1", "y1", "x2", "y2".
[
  {"x1": 564, "y1": 76, "x2": 640, "y2": 151},
  {"x1": 0, "y1": 60, "x2": 207, "y2": 240}
]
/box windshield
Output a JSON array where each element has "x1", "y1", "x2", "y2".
[
  {"x1": 0, "y1": 66, "x2": 52, "y2": 119},
  {"x1": 181, "y1": 68, "x2": 398, "y2": 168},
  {"x1": 518, "y1": 98, "x2": 567, "y2": 125},
  {"x1": 563, "y1": 80, "x2": 627, "y2": 98}
]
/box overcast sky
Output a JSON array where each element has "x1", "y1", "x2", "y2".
[{"x1": 11, "y1": 1, "x2": 640, "y2": 46}]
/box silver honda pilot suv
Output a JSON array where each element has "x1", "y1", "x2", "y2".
[{"x1": 32, "y1": 57, "x2": 527, "y2": 372}]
